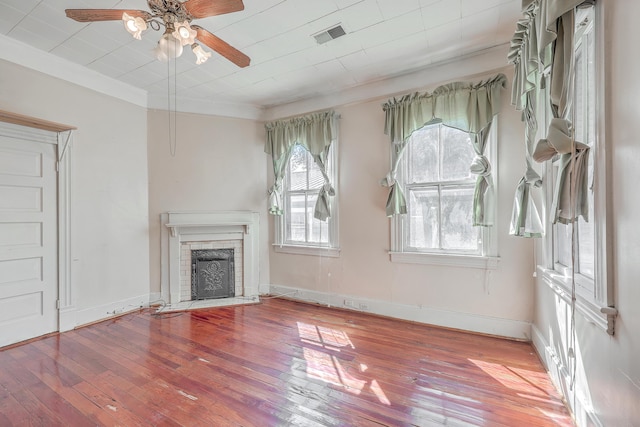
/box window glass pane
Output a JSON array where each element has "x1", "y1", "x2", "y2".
[
  {"x1": 574, "y1": 48, "x2": 586, "y2": 143},
  {"x1": 556, "y1": 223, "x2": 572, "y2": 268},
  {"x1": 578, "y1": 27, "x2": 596, "y2": 279},
  {"x1": 441, "y1": 186, "x2": 478, "y2": 251},
  {"x1": 308, "y1": 158, "x2": 325, "y2": 190},
  {"x1": 441, "y1": 127, "x2": 474, "y2": 181},
  {"x1": 408, "y1": 188, "x2": 439, "y2": 249},
  {"x1": 408, "y1": 126, "x2": 438, "y2": 183},
  {"x1": 289, "y1": 145, "x2": 307, "y2": 191},
  {"x1": 306, "y1": 194, "x2": 328, "y2": 244},
  {"x1": 587, "y1": 31, "x2": 596, "y2": 145},
  {"x1": 578, "y1": 216, "x2": 594, "y2": 278},
  {"x1": 287, "y1": 194, "x2": 306, "y2": 242}
]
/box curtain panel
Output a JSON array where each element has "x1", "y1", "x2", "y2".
[
  {"x1": 508, "y1": 0, "x2": 591, "y2": 236},
  {"x1": 381, "y1": 74, "x2": 506, "y2": 224},
  {"x1": 264, "y1": 110, "x2": 338, "y2": 221}
]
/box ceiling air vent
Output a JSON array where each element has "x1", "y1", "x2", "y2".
[{"x1": 313, "y1": 25, "x2": 346, "y2": 44}]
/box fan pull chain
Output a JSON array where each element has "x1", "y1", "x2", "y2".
[{"x1": 167, "y1": 58, "x2": 177, "y2": 157}]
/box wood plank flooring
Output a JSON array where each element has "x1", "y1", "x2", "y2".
[{"x1": 0, "y1": 298, "x2": 573, "y2": 426}]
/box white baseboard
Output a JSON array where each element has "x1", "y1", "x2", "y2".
[
  {"x1": 59, "y1": 307, "x2": 77, "y2": 333},
  {"x1": 267, "y1": 284, "x2": 531, "y2": 340},
  {"x1": 149, "y1": 292, "x2": 162, "y2": 305},
  {"x1": 74, "y1": 293, "x2": 156, "y2": 328},
  {"x1": 531, "y1": 325, "x2": 603, "y2": 427},
  {"x1": 259, "y1": 283, "x2": 271, "y2": 295}
]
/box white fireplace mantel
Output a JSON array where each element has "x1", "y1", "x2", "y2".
[{"x1": 160, "y1": 211, "x2": 260, "y2": 306}]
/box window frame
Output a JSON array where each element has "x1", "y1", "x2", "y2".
[
  {"x1": 538, "y1": 2, "x2": 616, "y2": 334},
  {"x1": 390, "y1": 120, "x2": 499, "y2": 269},
  {"x1": 274, "y1": 142, "x2": 340, "y2": 257}
]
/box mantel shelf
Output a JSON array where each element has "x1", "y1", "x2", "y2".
[{"x1": 165, "y1": 222, "x2": 251, "y2": 238}]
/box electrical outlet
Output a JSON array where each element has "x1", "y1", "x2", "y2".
[
  {"x1": 358, "y1": 303, "x2": 368, "y2": 310},
  {"x1": 344, "y1": 299, "x2": 355, "y2": 308}
]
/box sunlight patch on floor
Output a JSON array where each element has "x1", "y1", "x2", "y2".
[
  {"x1": 469, "y1": 359, "x2": 547, "y2": 396},
  {"x1": 297, "y1": 322, "x2": 391, "y2": 405}
]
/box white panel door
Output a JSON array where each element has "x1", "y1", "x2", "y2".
[{"x1": 0, "y1": 133, "x2": 57, "y2": 347}]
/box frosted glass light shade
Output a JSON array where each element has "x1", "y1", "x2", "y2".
[
  {"x1": 192, "y1": 44, "x2": 211, "y2": 64},
  {"x1": 122, "y1": 12, "x2": 147, "y2": 40},
  {"x1": 154, "y1": 33, "x2": 184, "y2": 61}
]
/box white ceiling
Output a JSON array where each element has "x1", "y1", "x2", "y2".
[{"x1": 0, "y1": 0, "x2": 521, "y2": 116}]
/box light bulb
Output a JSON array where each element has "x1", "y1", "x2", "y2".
[
  {"x1": 126, "y1": 20, "x2": 138, "y2": 32},
  {"x1": 179, "y1": 26, "x2": 190, "y2": 38},
  {"x1": 122, "y1": 12, "x2": 147, "y2": 40},
  {"x1": 172, "y1": 21, "x2": 197, "y2": 46}
]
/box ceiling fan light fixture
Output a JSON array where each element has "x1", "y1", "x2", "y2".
[
  {"x1": 192, "y1": 44, "x2": 211, "y2": 64},
  {"x1": 122, "y1": 12, "x2": 147, "y2": 40},
  {"x1": 65, "y1": 2, "x2": 251, "y2": 68},
  {"x1": 173, "y1": 21, "x2": 197, "y2": 46},
  {"x1": 154, "y1": 31, "x2": 184, "y2": 61}
]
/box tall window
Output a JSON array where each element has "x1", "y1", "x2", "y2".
[
  {"x1": 540, "y1": 3, "x2": 614, "y2": 334},
  {"x1": 551, "y1": 5, "x2": 596, "y2": 298},
  {"x1": 276, "y1": 144, "x2": 338, "y2": 254},
  {"x1": 392, "y1": 122, "x2": 495, "y2": 262}
]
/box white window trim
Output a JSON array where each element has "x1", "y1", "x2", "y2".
[
  {"x1": 273, "y1": 244, "x2": 340, "y2": 258},
  {"x1": 539, "y1": 2, "x2": 616, "y2": 335},
  {"x1": 274, "y1": 142, "x2": 340, "y2": 256},
  {"x1": 390, "y1": 119, "x2": 499, "y2": 268},
  {"x1": 390, "y1": 251, "x2": 499, "y2": 269}
]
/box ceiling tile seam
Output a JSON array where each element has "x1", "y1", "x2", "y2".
[
  {"x1": 54, "y1": 22, "x2": 94, "y2": 56},
  {"x1": 352, "y1": 13, "x2": 427, "y2": 50},
  {"x1": 419, "y1": 3, "x2": 427, "y2": 32},
  {"x1": 362, "y1": 32, "x2": 427, "y2": 57},
  {"x1": 6, "y1": 0, "x2": 43, "y2": 38},
  {"x1": 205, "y1": 1, "x2": 288, "y2": 37},
  {"x1": 86, "y1": 37, "x2": 143, "y2": 69}
]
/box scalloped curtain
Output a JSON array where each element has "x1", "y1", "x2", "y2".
[
  {"x1": 381, "y1": 74, "x2": 506, "y2": 225},
  {"x1": 264, "y1": 110, "x2": 338, "y2": 221},
  {"x1": 508, "y1": 0, "x2": 592, "y2": 236}
]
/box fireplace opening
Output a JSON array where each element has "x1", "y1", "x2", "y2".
[{"x1": 191, "y1": 249, "x2": 235, "y2": 300}]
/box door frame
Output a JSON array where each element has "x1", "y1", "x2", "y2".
[{"x1": 0, "y1": 112, "x2": 75, "y2": 333}]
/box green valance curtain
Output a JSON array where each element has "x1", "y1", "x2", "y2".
[
  {"x1": 381, "y1": 74, "x2": 506, "y2": 224},
  {"x1": 509, "y1": 0, "x2": 591, "y2": 235},
  {"x1": 264, "y1": 110, "x2": 338, "y2": 221}
]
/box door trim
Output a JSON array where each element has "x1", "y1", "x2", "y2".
[{"x1": 57, "y1": 130, "x2": 74, "y2": 331}]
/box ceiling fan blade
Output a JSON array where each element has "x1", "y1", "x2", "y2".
[
  {"x1": 193, "y1": 25, "x2": 250, "y2": 68},
  {"x1": 184, "y1": 0, "x2": 244, "y2": 19},
  {"x1": 65, "y1": 9, "x2": 152, "y2": 22}
]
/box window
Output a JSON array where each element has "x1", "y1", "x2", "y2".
[
  {"x1": 275, "y1": 144, "x2": 339, "y2": 256},
  {"x1": 553, "y1": 7, "x2": 596, "y2": 294},
  {"x1": 541, "y1": 3, "x2": 615, "y2": 334},
  {"x1": 391, "y1": 122, "x2": 497, "y2": 267}
]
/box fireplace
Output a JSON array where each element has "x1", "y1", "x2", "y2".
[
  {"x1": 179, "y1": 239, "x2": 243, "y2": 302},
  {"x1": 160, "y1": 211, "x2": 260, "y2": 309},
  {"x1": 191, "y1": 249, "x2": 235, "y2": 300}
]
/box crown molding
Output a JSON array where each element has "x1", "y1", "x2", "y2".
[
  {"x1": 147, "y1": 94, "x2": 265, "y2": 121},
  {"x1": 0, "y1": 34, "x2": 147, "y2": 108}
]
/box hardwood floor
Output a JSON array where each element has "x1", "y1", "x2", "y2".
[{"x1": 0, "y1": 298, "x2": 573, "y2": 426}]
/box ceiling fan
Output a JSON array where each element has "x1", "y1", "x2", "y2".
[{"x1": 65, "y1": 0, "x2": 250, "y2": 67}]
